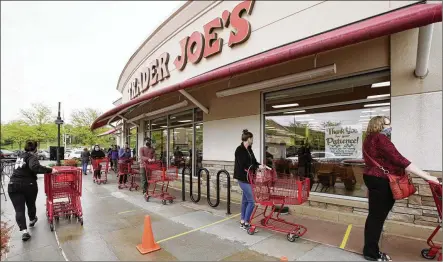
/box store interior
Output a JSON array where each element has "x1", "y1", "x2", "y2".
[{"x1": 263, "y1": 70, "x2": 391, "y2": 198}]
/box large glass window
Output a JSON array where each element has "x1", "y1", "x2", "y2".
[
  {"x1": 195, "y1": 122, "x2": 203, "y2": 171},
  {"x1": 169, "y1": 125, "x2": 193, "y2": 170},
  {"x1": 150, "y1": 116, "x2": 168, "y2": 166},
  {"x1": 141, "y1": 108, "x2": 203, "y2": 172},
  {"x1": 264, "y1": 70, "x2": 391, "y2": 198}
]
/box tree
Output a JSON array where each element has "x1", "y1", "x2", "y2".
[
  {"x1": 71, "y1": 108, "x2": 102, "y2": 127},
  {"x1": 1, "y1": 121, "x2": 35, "y2": 149},
  {"x1": 20, "y1": 103, "x2": 53, "y2": 126}
]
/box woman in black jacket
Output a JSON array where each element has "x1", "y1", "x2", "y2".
[
  {"x1": 8, "y1": 140, "x2": 52, "y2": 241},
  {"x1": 234, "y1": 129, "x2": 264, "y2": 231}
]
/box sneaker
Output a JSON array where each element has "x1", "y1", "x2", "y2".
[
  {"x1": 22, "y1": 232, "x2": 31, "y2": 241},
  {"x1": 29, "y1": 217, "x2": 38, "y2": 227},
  {"x1": 240, "y1": 222, "x2": 245, "y2": 230},
  {"x1": 244, "y1": 224, "x2": 258, "y2": 233},
  {"x1": 364, "y1": 252, "x2": 392, "y2": 261}
]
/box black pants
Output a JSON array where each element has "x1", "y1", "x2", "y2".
[
  {"x1": 8, "y1": 182, "x2": 38, "y2": 231},
  {"x1": 119, "y1": 174, "x2": 128, "y2": 184},
  {"x1": 363, "y1": 175, "x2": 395, "y2": 258}
]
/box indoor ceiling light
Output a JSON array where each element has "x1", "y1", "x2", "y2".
[
  {"x1": 382, "y1": 109, "x2": 390, "y2": 112},
  {"x1": 283, "y1": 110, "x2": 306, "y2": 114},
  {"x1": 364, "y1": 102, "x2": 390, "y2": 108},
  {"x1": 272, "y1": 103, "x2": 299, "y2": 109},
  {"x1": 361, "y1": 110, "x2": 376, "y2": 113},
  {"x1": 367, "y1": 94, "x2": 390, "y2": 99},
  {"x1": 216, "y1": 64, "x2": 337, "y2": 98},
  {"x1": 160, "y1": 126, "x2": 167, "y2": 128},
  {"x1": 371, "y1": 81, "x2": 390, "y2": 88},
  {"x1": 360, "y1": 115, "x2": 371, "y2": 118},
  {"x1": 178, "y1": 120, "x2": 192, "y2": 123}
]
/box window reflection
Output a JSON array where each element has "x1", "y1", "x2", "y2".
[{"x1": 264, "y1": 71, "x2": 390, "y2": 198}]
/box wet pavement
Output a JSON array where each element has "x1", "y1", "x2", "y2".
[{"x1": 1, "y1": 166, "x2": 436, "y2": 261}]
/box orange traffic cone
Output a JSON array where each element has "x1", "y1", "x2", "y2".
[
  {"x1": 280, "y1": 256, "x2": 288, "y2": 261},
  {"x1": 136, "y1": 215, "x2": 161, "y2": 254}
]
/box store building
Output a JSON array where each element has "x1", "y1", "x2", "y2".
[{"x1": 92, "y1": 1, "x2": 442, "y2": 239}]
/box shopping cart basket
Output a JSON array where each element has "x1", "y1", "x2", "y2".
[
  {"x1": 421, "y1": 178, "x2": 442, "y2": 261},
  {"x1": 144, "y1": 160, "x2": 178, "y2": 205},
  {"x1": 45, "y1": 166, "x2": 83, "y2": 231},
  {"x1": 117, "y1": 158, "x2": 139, "y2": 190},
  {"x1": 246, "y1": 167, "x2": 310, "y2": 242},
  {"x1": 91, "y1": 157, "x2": 109, "y2": 185}
]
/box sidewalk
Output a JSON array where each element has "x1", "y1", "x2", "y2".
[{"x1": 1, "y1": 171, "x2": 436, "y2": 261}]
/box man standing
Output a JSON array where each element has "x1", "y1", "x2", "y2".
[{"x1": 139, "y1": 140, "x2": 155, "y2": 194}]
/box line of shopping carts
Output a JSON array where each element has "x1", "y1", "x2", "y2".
[{"x1": 44, "y1": 166, "x2": 83, "y2": 231}]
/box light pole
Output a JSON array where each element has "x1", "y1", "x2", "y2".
[{"x1": 54, "y1": 102, "x2": 64, "y2": 166}]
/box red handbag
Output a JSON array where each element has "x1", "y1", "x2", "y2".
[{"x1": 364, "y1": 151, "x2": 416, "y2": 200}]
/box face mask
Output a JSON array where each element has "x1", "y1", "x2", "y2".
[
  {"x1": 381, "y1": 127, "x2": 392, "y2": 136},
  {"x1": 95, "y1": 147, "x2": 99, "y2": 151}
]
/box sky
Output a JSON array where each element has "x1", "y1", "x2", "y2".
[{"x1": 1, "y1": 1, "x2": 183, "y2": 123}]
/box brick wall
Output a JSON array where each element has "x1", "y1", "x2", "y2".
[
  {"x1": 304, "y1": 173, "x2": 441, "y2": 228},
  {"x1": 172, "y1": 161, "x2": 441, "y2": 229}
]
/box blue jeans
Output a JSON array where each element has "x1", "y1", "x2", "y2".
[
  {"x1": 238, "y1": 181, "x2": 255, "y2": 223},
  {"x1": 82, "y1": 162, "x2": 88, "y2": 174}
]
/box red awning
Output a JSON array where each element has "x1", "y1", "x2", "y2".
[
  {"x1": 97, "y1": 128, "x2": 119, "y2": 137},
  {"x1": 91, "y1": 3, "x2": 442, "y2": 130}
]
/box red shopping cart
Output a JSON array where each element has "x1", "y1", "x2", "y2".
[
  {"x1": 44, "y1": 166, "x2": 83, "y2": 231},
  {"x1": 143, "y1": 160, "x2": 178, "y2": 205},
  {"x1": 118, "y1": 158, "x2": 139, "y2": 191},
  {"x1": 246, "y1": 167, "x2": 310, "y2": 242},
  {"x1": 421, "y1": 179, "x2": 442, "y2": 261},
  {"x1": 91, "y1": 157, "x2": 109, "y2": 185}
]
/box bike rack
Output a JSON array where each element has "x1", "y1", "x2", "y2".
[
  {"x1": 182, "y1": 167, "x2": 203, "y2": 203},
  {"x1": 207, "y1": 169, "x2": 231, "y2": 215},
  {"x1": 181, "y1": 166, "x2": 231, "y2": 215}
]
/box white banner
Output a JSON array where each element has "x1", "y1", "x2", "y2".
[{"x1": 325, "y1": 125, "x2": 362, "y2": 158}]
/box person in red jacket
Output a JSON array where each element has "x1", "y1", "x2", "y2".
[{"x1": 362, "y1": 116, "x2": 438, "y2": 261}]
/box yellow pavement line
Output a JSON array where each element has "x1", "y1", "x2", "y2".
[
  {"x1": 117, "y1": 209, "x2": 138, "y2": 215},
  {"x1": 340, "y1": 224, "x2": 353, "y2": 249},
  {"x1": 157, "y1": 213, "x2": 240, "y2": 243}
]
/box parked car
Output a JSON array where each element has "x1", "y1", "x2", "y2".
[
  {"x1": 65, "y1": 150, "x2": 82, "y2": 160},
  {"x1": 287, "y1": 151, "x2": 346, "y2": 163},
  {"x1": 64, "y1": 150, "x2": 72, "y2": 160},
  {"x1": 37, "y1": 150, "x2": 50, "y2": 160},
  {"x1": 0, "y1": 149, "x2": 17, "y2": 160}
]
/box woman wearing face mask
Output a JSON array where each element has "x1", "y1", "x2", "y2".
[
  {"x1": 362, "y1": 116, "x2": 438, "y2": 261},
  {"x1": 234, "y1": 129, "x2": 266, "y2": 232},
  {"x1": 91, "y1": 145, "x2": 105, "y2": 159},
  {"x1": 8, "y1": 140, "x2": 52, "y2": 241}
]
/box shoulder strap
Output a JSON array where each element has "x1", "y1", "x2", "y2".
[
  {"x1": 363, "y1": 150, "x2": 382, "y2": 168},
  {"x1": 363, "y1": 150, "x2": 390, "y2": 174}
]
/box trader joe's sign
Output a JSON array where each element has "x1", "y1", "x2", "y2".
[
  {"x1": 128, "y1": 0, "x2": 255, "y2": 100},
  {"x1": 325, "y1": 125, "x2": 362, "y2": 158}
]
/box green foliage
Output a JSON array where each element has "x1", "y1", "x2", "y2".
[{"x1": 1, "y1": 105, "x2": 112, "y2": 150}]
